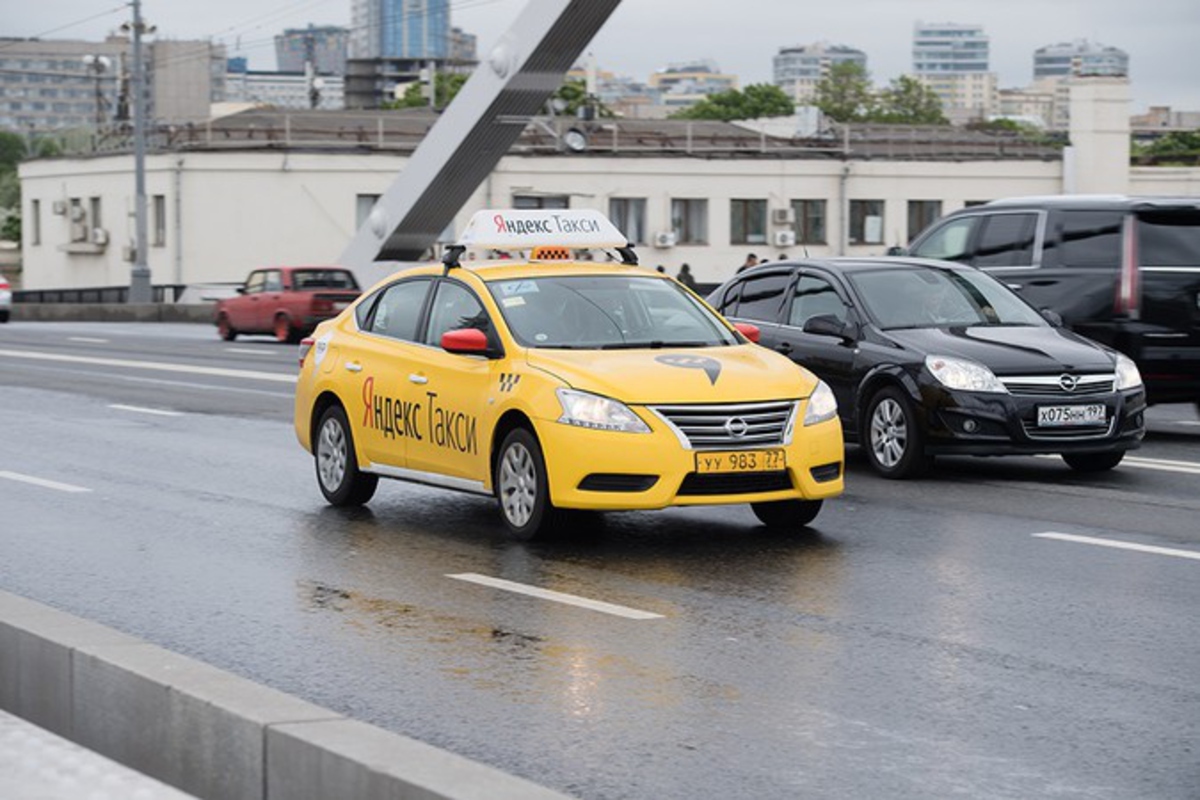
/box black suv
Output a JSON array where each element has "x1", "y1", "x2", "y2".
[{"x1": 903, "y1": 196, "x2": 1200, "y2": 406}]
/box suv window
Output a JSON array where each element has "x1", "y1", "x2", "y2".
[
  {"x1": 1042, "y1": 210, "x2": 1122, "y2": 269},
  {"x1": 910, "y1": 216, "x2": 975, "y2": 262},
  {"x1": 1138, "y1": 211, "x2": 1200, "y2": 267},
  {"x1": 973, "y1": 213, "x2": 1038, "y2": 267},
  {"x1": 732, "y1": 272, "x2": 790, "y2": 322}
]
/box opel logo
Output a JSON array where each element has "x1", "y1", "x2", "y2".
[
  {"x1": 1059, "y1": 374, "x2": 1079, "y2": 392},
  {"x1": 725, "y1": 417, "x2": 749, "y2": 439}
]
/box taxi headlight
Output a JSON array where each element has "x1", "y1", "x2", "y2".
[
  {"x1": 803, "y1": 380, "x2": 838, "y2": 426},
  {"x1": 556, "y1": 388, "x2": 650, "y2": 433},
  {"x1": 1115, "y1": 353, "x2": 1143, "y2": 390},
  {"x1": 925, "y1": 355, "x2": 1008, "y2": 394}
]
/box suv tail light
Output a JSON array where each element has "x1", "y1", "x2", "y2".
[
  {"x1": 298, "y1": 337, "x2": 315, "y2": 367},
  {"x1": 1115, "y1": 214, "x2": 1140, "y2": 318}
]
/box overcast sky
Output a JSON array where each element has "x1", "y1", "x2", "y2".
[{"x1": 7, "y1": 0, "x2": 1199, "y2": 111}]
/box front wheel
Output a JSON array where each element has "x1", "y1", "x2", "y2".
[
  {"x1": 495, "y1": 428, "x2": 561, "y2": 540},
  {"x1": 751, "y1": 499, "x2": 823, "y2": 529},
  {"x1": 314, "y1": 405, "x2": 378, "y2": 506},
  {"x1": 1062, "y1": 450, "x2": 1125, "y2": 473},
  {"x1": 863, "y1": 386, "x2": 930, "y2": 479}
]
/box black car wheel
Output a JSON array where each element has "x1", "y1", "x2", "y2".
[
  {"x1": 751, "y1": 499, "x2": 823, "y2": 529},
  {"x1": 216, "y1": 314, "x2": 237, "y2": 341},
  {"x1": 495, "y1": 428, "x2": 561, "y2": 540},
  {"x1": 1062, "y1": 451, "x2": 1125, "y2": 473},
  {"x1": 864, "y1": 386, "x2": 930, "y2": 479},
  {"x1": 315, "y1": 405, "x2": 378, "y2": 506}
]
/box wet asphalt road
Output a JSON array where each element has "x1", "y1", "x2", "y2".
[{"x1": 1, "y1": 321, "x2": 1199, "y2": 799}]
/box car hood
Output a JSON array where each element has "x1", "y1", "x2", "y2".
[
  {"x1": 882, "y1": 326, "x2": 1118, "y2": 374},
  {"x1": 525, "y1": 345, "x2": 818, "y2": 404}
]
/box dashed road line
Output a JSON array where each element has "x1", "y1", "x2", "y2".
[
  {"x1": 0, "y1": 471, "x2": 92, "y2": 494},
  {"x1": 0, "y1": 348, "x2": 296, "y2": 383},
  {"x1": 67, "y1": 337, "x2": 109, "y2": 344},
  {"x1": 1034, "y1": 532, "x2": 1200, "y2": 562},
  {"x1": 109, "y1": 404, "x2": 184, "y2": 417},
  {"x1": 447, "y1": 573, "x2": 664, "y2": 620}
]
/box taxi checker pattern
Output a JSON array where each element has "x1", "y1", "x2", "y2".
[{"x1": 294, "y1": 209, "x2": 844, "y2": 540}]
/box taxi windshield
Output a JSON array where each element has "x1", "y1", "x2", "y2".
[{"x1": 488, "y1": 275, "x2": 740, "y2": 349}]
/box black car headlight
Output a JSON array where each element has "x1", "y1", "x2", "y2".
[{"x1": 925, "y1": 355, "x2": 1009, "y2": 394}]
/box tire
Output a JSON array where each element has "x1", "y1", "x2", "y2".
[
  {"x1": 0, "y1": 310, "x2": 9, "y2": 323},
  {"x1": 314, "y1": 405, "x2": 378, "y2": 506},
  {"x1": 863, "y1": 386, "x2": 930, "y2": 479},
  {"x1": 751, "y1": 499, "x2": 823, "y2": 529},
  {"x1": 274, "y1": 314, "x2": 298, "y2": 344},
  {"x1": 1062, "y1": 450, "x2": 1125, "y2": 473},
  {"x1": 216, "y1": 314, "x2": 237, "y2": 341},
  {"x1": 495, "y1": 427, "x2": 561, "y2": 540}
]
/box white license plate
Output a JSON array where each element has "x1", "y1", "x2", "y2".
[{"x1": 1037, "y1": 404, "x2": 1106, "y2": 427}]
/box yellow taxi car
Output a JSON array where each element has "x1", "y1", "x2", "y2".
[{"x1": 294, "y1": 209, "x2": 844, "y2": 539}]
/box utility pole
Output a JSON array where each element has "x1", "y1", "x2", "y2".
[
  {"x1": 127, "y1": 0, "x2": 152, "y2": 303},
  {"x1": 304, "y1": 24, "x2": 320, "y2": 109}
]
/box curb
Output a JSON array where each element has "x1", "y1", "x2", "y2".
[{"x1": 0, "y1": 589, "x2": 571, "y2": 800}]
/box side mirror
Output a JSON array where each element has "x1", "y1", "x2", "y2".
[
  {"x1": 802, "y1": 314, "x2": 851, "y2": 340},
  {"x1": 734, "y1": 322, "x2": 760, "y2": 344},
  {"x1": 236, "y1": 286, "x2": 247, "y2": 295},
  {"x1": 441, "y1": 328, "x2": 492, "y2": 355},
  {"x1": 1040, "y1": 308, "x2": 1064, "y2": 327}
]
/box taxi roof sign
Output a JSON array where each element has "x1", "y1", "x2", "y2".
[{"x1": 458, "y1": 209, "x2": 628, "y2": 250}]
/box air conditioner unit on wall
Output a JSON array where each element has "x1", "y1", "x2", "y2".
[
  {"x1": 774, "y1": 230, "x2": 796, "y2": 248},
  {"x1": 771, "y1": 207, "x2": 795, "y2": 226},
  {"x1": 51, "y1": 200, "x2": 67, "y2": 215},
  {"x1": 653, "y1": 231, "x2": 677, "y2": 248},
  {"x1": 91, "y1": 228, "x2": 109, "y2": 246}
]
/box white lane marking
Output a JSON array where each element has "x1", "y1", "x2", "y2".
[
  {"x1": 447, "y1": 573, "x2": 664, "y2": 620},
  {"x1": 225, "y1": 348, "x2": 283, "y2": 356},
  {"x1": 1034, "y1": 532, "x2": 1200, "y2": 562},
  {"x1": 0, "y1": 471, "x2": 92, "y2": 494},
  {"x1": 108, "y1": 404, "x2": 184, "y2": 417},
  {"x1": 1035, "y1": 453, "x2": 1200, "y2": 475},
  {"x1": 0, "y1": 348, "x2": 296, "y2": 384},
  {"x1": 67, "y1": 337, "x2": 109, "y2": 344}
]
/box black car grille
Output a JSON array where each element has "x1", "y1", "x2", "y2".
[
  {"x1": 650, "y1": 401, "x2": 796, "y2": 449},
  {"x1": 578, "y1": 474, "x2": 659, "y2": 492},
  {"x1": 677, "y1": 471, "x2": 794, "y2": 496},
  {"x1": 1000, "y1": 374, "x2": 1116, "y2": 397}
]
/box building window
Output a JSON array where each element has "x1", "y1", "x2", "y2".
[
  {"x1": 671, "y1": 198, "x2": 708, "y2": 245},
  {"x1": 907, "y1": 200, "x2": 942, "y2": 241},
  {"x1": 608, "y1": 197, "x2": 646, "y2": 245},
  {"x1": 730, "y1": 199, "x2": 767, "y2": 245},
  {"x1": 849, "y1": 199, "x2": 884, "y2": 245},
  {"x1": 355, "y1": 194, "x2": 380, "y2": 229},
  {"x1": 152, "y1": 194, "x2": 166, "y2": 246},
  {"x1": 791, "y1": 199, "x2": 826, "y2": 245},
  {"x1": 29, "y1": 199, "x2": 40, "y2": 245},
  {"x1": 513, "y1": 194, "x2": 568, "y2": 210},
  {"x1": 69, "y1": 198, "x2": 87, "y2": 242}
]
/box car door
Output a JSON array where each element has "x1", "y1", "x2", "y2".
[
  {"x1": 256, "y1": 268, "x2": 285, "y2": 332},
  {"x1": 404, "y1": 279, "x2": 499, "y2": 484},
  {"x1": 343, "y1": 277, "x2": 433, "y2": 471},
  {"x1": 774, "y1": 270, "x2": 862, "y2": 425},
  {"x1": 226, "y1": 270, "x2": 265, "y2": 332}
]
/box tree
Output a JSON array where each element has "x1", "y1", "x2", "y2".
[
  {"x1": 671, "y1": 83, "x2": 795, "y2": 122},
  {"x1": 813, "y1": 62, "x2": 875, "y2": 123},
  {"x1": 387, "y1": 71, "x2": 470, "y2": 109},
  {"x1": 874, "y1": 76, "x2": 948, "y2": 125},
  {"x1": 1134, "y1": 130, "x2": 1200, "y2": 164}
]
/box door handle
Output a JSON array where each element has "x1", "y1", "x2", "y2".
[
  {"x1": 344, "y1": 361, "x2": 362, "y2": 373},
  {"x1": 409, "y1": 374, "x2": 428, "y2": 385},
  {"x1": 1006, "y1": 283, "x2": 1023, "y2": 292},
  {"x1": 775, "y1": 342, "x2": 793, "y2": 354}
]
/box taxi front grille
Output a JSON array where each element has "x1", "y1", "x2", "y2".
[
  {"x1": 1000, "y1": 374, "x2": 1116, "y2": 397},
  {"x1": 649, "y1": 401, "x2": 797, "y2": 450}
]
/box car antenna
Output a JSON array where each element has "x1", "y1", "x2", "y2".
[
  {"x1": 616, "y1": 244, "x2": 638, "y2": 266},
  {"x1": 442, "y1": 245, "x2": 466, "y2": 274}
]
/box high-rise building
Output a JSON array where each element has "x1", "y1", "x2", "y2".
[
  {"x1": 350, "y1": 0, "x2": 450, "y2": 60},
  {"x1": 275, "y1": 25, "x2": 349, "y2": 76},
  {"x1": 1034, "y1": 40, "x2": 1128, "y2": 79},
  {"x1": 772, "y1": 43, "x2": 867, "y2": 103},
  {"x1": 912, "y1": 22, "x2": 989, "y2": 74},
  {"x1": 648, "y1": 60, "x2": 738, "y2": 111}
]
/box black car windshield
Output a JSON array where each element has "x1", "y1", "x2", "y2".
[
  {"x1": 488, "y1": 274, "x2": 740, "y2": 349},
  {"x1": 849, "y1": 266, "x2": 1047, "y2": 330},
  {"x1": 292, "y1": 269, "x2": 360, "y2": 290}
]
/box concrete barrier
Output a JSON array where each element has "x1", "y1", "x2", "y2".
[
  {"x1": 10, "y1": 303, "x2": 215, "y2": 323},
  {"x1": 0, "y1": 590, "x2": 570, "y2": 800}
]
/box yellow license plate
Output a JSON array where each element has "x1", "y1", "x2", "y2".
[{"x1": 695, "y1": 449, "x2": 786, "y2": 474}]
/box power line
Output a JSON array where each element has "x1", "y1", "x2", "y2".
[{"x1": 0, "y1": 4, "x2": 128, "y2": 51}]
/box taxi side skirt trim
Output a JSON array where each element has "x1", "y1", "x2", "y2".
[{"x1": 364, "y1": 464, "x2": 490, "y2": 497}]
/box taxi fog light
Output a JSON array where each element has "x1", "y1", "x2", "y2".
[
  {"x1": 1115, "y1": 353, "x2": 1143, "y2": 390},
  {"x1": 803, "y1": 381, "x2": 838, "y2": 427},
  {"x1": 925, "y1": 355, "x2": 1008, "y2": 394},
  {"x1": 556, "y1": 388, "x2": 650, "y2": 433}
]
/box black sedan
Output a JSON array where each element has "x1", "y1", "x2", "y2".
[{"x1": 707, "y1": 257, "x2": 1147, "y2": 478}]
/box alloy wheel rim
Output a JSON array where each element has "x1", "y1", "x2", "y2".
[
  {"x1": 870, "y1": 398, "x2": 907, "y2": 469},
  {"x1": 317, "y1": 419, "x2": 347, "y2": 490},
  {"x1": 499, "y1": 443, "x2": 536, "y2": 527}
]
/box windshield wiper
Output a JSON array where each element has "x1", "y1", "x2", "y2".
[{"x1": 600, "y1": 340, "x2": 712, "y2": 350}]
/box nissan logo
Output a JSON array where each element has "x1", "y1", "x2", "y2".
[
  {"x1": 725, "y1": 417, "x2": 750, "y2": 439},
  {"x1": 1059, "y1": 374, "x2": 1079, "y2": 392}
]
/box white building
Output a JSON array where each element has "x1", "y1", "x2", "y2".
[
  {"x1": 16, "y1": 79, "x2": 1200, "y2": 294},
  {"x1": 224, "y1": 71, "x2": 345, "y2": 110},
  {"x1": 772, "y1": 43, "x2": 867, "y2": 104}
]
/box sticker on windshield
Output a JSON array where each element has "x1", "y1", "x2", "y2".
[
  {"x1": 656, "y1": 354, "x2": 722, "y2": 385},
  {"x1": 501, "y1": 296, "x2": 527, "y2": 308},
  {"x1": 497, "y1": 280, "x2": 540, "y2": 297}
]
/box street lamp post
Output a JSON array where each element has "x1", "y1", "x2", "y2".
[
  {"x1": 127, "y1": 0, "x2": 153, "y2": 303},
  {"x1": 82, "y1": 55, "x2": 111, "y2": 129}
]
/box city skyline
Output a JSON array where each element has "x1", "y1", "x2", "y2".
[{"x1": 5, "y1": 0, "x2": 1197, "y2": 112}]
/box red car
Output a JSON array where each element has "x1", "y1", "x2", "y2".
[{"x1": 214, "y1": 266, "x2": 361, "y2": 343}]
